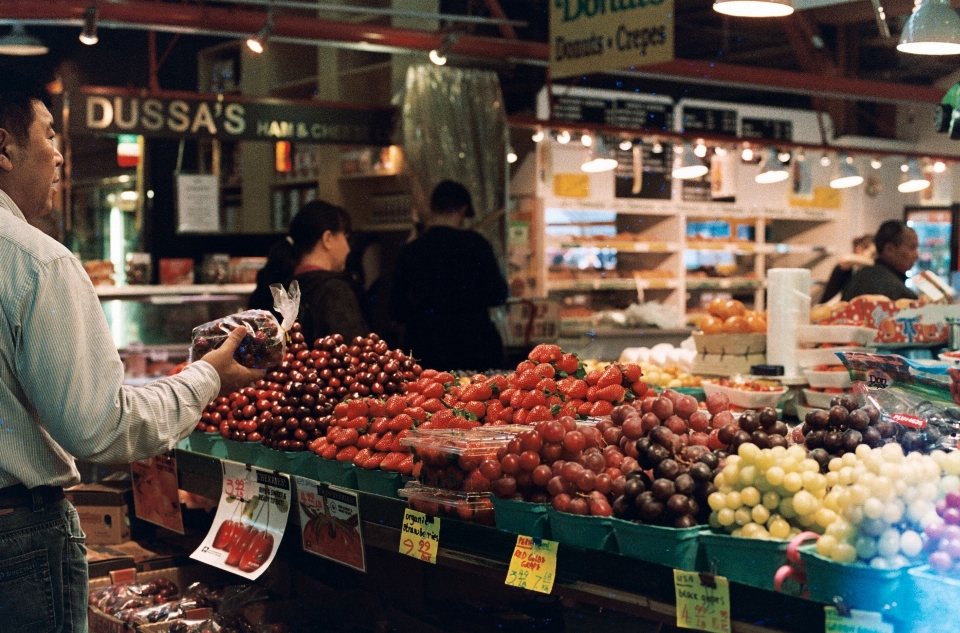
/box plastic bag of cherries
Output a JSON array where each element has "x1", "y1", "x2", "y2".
[{"x1": 190, "y1": 282, "x2": 300, "y2": 370}]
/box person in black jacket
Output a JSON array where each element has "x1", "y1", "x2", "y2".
[
  {"x1": 841, "y1": 220, "x2": 919, "y2": 302},
  {"x1": 389, "y1": 180, "x2": 508, "y2": 371},
  {"x1": 249, "y1": 200, "x2": 369, "y2": 345}
]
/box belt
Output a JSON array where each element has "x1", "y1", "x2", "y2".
[{"x1": 0, "y1": 484, "x2": 65, "y2": 510}]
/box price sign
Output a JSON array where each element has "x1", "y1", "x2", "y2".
[
  {"x1": 674, "y1": 570, "x2": 731, "y2": 633},
  {"x1": 399, "y1": 508, "x2": 440, "y2": 564},
  {"x1": 824, "y1": 607, "x2": 894, "y2": 633},
  {"x1": 504, "y1": 535, "x2": 559, "y2": 594},
  {"x1": 295, "y1": 477, "x2": 365, "y2": 572},
  {"x1": 131, "y1": 451, "x2": 184, "y2": 534}
]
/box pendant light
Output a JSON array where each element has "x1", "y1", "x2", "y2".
[
  {"x1": 897, "y1": 0, "x2": 960, "y2": 55},
  {"x1": 582, "y1": 136, "x2": 618, "y2": 173},
  {"x1": 898, "y1": 159, "x2": 931, "y2": 192},
  {"x1": 755, "y1": 148, "x2": 789, "y2": 184},
  {"x1": 0, "y1": 24, "x2": 48, "y2": 56},
  {"x1": 672, "y1": 143, "x2": 708, "y2": 179},
  {"x1": 246, "y1": 14, "x2": 274, "y2": 54},
  {"x1": 713, "y1": 0, "x2": 793, "y2": 18},
  {"x1": 830, "y1": 154, "x2": 864, "y2": 189},
  {"x1": 79, "y1": 4, "x2": 99, "y2": 45}
]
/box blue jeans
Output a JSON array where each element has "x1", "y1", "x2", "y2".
[{"x1": 0, "y1": 498, "x2": 87, "y2": 633}]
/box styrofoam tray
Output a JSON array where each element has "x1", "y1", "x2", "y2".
[
  {"x1": 701, "y1": 380, "x2": 787, "y2": 409},
  {"x1": 802, "y1": 388, "x2": 844, "y2": 409},
  {"x1": 796, "y1": 346, "x2": 871, "y2": 368},
  {"x1": 803, "y1": 368, "x2": 852, "y2": 389},
  {"x1": 796, "y1": 325, "x2": 878, "y2": 346}
]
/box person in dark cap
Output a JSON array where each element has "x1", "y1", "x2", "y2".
[{"x1": 389, "y1": 180, "x2": 508, "y2": 371}]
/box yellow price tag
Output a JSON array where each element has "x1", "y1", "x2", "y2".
[
  {"x1": 398, "y1": 509, "x2": 440, "y2": 564},
  {"x1": 504, "y1": 535, "x2": 558, "y2": 594},
  {"x1": 674, "y1": 570, "x2": 731, "y2": 633}
]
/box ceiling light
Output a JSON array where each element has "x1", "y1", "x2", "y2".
[
  {"x1": 672, "y1": 143, "x2": 709, "y2": 180},
  {"x1": 934, "y1": 160, "x2": 947, "y2": 172},
  {"x1": 652, "y1": 141, "x2": 663, "y2": 153},
  {"x1": 581, "y1": 133, "x2": 593, "y2": 147},
  {"x1": 582, "y1": 136, "x2": 618, "y2": 173},
  {"x1": 0, "y1": 24, "x2": 48, "y2": 56},
  {"x1": 715, "y1": 146, "x2": 728, "y2": 156},
  {"x1": 532, "y1": 129, "x2": 544, "y2": 143},
  {"x1": 897, "y1": 0, "x2": 960, "y2": 55},
  {"x1": 429, "y1": 32, "x2": 459, "y2": 65},
  {"x1": 619, "y1": 139, "x2": 633, "y2": 151},
  {"x1": 741, "y1": 146, "x2": 754, "y2": 161},
  {"x1": 778, "y1": 150, "x2": 791, "y2": 163},
  {"x1": 79, "y1": 4, "x2": 98, "y2": 45},
  {"x1": 246, "y1": 15, "x2": 274, "y2": 54},
  {"x1": 899, "y1": 159, "x2": 931, "y2": 192},
  {"x1": 830, "y1": 154, "x2": 864, "y2": 188},
  {"x1": 694, "y1": 141, "x2": 708, "y2": 158},
  {"x1": 871, "y1": 157, "x2": 883, "y2": 169},
  {"x1": 755, "y1": 148, "x2": 789, "y2": 184},
  {"x1": 556, "y1": 130, "x2": 570, "y2": 144},
  {"x1": 507, "y1": 146, "x2": 517, "y2": 164},
  {"x1": 820, "y1": 154, "x2": 831, "y2": 167},
  {"x1": 713, "y1": 0, "x2": 793, "y2": 18}
]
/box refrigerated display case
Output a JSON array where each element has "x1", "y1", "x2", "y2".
[{"x1": 905, "y1": 205, "x2": 959, "y2": 284}]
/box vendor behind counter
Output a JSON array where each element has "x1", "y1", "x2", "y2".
[{"x1": 841, "y1": 220, "x2": 919, "y2": 302}]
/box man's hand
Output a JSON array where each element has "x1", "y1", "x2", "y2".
[{"x1": 199, "y1": 327, "x2": 265, "y2": 396}]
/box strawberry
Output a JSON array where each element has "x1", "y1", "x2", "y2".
[
  {"x1": 346, "y1": 399, "x2": 369, "y2": 418},
  {"x1": 514, "y1": 369, "x2": 540, "y2": 390},
  {"x1": 449, "y1": 386, "x2": 463, "y2": 400},
  {"x1": 385, "y1": 395, "x2": 407, "y2": 417},
  {"x1": 443, "y1": 393, "x2": 458, "y2": 407},
  {"x1": 586, "y1": 385, "x2": 599, "y2": 403},
  {"x1": 367, "y1": 399, "x2": 386, "y2": 417},
  {"x1": 584, "y1": 369, "x2": 603, "y2": 386},
  {"x1": 462, "y1": 470, "x2": 493, "y2": 493},
  {"x1": 514, "y1": 409, "x2": 528, "y2": 425},
  {"x1": 356, "y1": 433, "x2": 378, "y2": 449},
  {"x1": 547, "y1": 394, "x2": 563, "y2": 406},
  {"x1": 406, "y1": 407, "x2": 427, "y2": 423},
  {"x1": 420, "y1": 369, "x2": 439, "y2": 380},
  {"x1": 597, "y1": 365, "x2": 623, "y2": 389},
  {"x1": 390, "y1": 429, "x2": 411, "y2": 453},
  {"x1": 535, "y1": 363, "x2": 556, "y2": 379},
  {"x1": 557, "y1": 378, "x2": 588, "y2": 400},
  {"x1": 497, "y1": 407, "x2": 514, "y2": 423},
  {"x1": 398, "y1": 454, "x2": 415, "y2": 476},
  {"x1": 499, "y1": 388, "x2": 516, "y2": 406},
  {"x1": 461, "y1": 383, "x2": 493, "y2": 402},
  {"x1": 464, "y1": 401, "x2": 487, "y2": 420},
  {"x1": 577, "y1": 401, "x2": 594, "y2": 416},
  {"x1": 422, "y1": 381, "x2": 445, "y2": 399},
  {"x1": 521, "y1": 391, "x2": 547, "y2": 409},
  {"x1": 388, "y1": 413, "x2": 414, "y2": 432},
  {"x1": 596, "y1": 384, "x2": 626, "y2": 404},
  {"x1": 321, "y1": 443, "x2": 338, "y2": 460},
  {"x1": 429, "y1": 409, "x2": 456, "y2": 429},
  {"x1": 631, "y1": 381, "x2": 649, "y2": 399},
  {"x1": 450, "y1": 417, "x2": 480, "y2": 430},
  {"x1": 336, "y1": 446, "x2": 358, "y2": 462},
  {"x1": 353, "y1": 448, "x2": 374, "y2": 467},
  {"x1": 379, "y1": 452, "x2": 403, "y2": 471},
  {"x1": 526, "y1": 405, "x2": 554, "y2": 423},
  {"x1": 333, "y1": 402, "x2": 349, "y2": 418},
  {"x1": 619, "y1": 363, "x2": 643, "y2": 383},
  {"x1": 510, "y1": 389, "x2": 527, "y2": 409},
  {"x1": 556, "y1": 353, "x2": 581, "y2": 375},
  {"x1": 590, "y1": 400, "x2": 615, "y2": 416},
  {"x1": 558, "y1": 403, "x2": 578, "y2": 419},
  {"x1": 436, "y1": 372, "x2": 456, "y2": 385},
  {"x1": 374, "y1": 431, "x2": 395, "y2": 452},
  {"x1": 408, "y1": 393, "x2": 426, "y2": 407},
  {"x1": 536, "y1": 378, "x2": 558, "y2": 394},
  {"x1": 487, "y1": 375, "x2": 508, "y2": 394},
  {"x1": 422, "y1": 398, "x2": 446, "y2": 413},
  {"x1": 514, "y1": 360, "x2": 536, "y2": 375},
  {"x1": 486, "y1": 401, "x2": 505, "y2": 421},
  {"x1": 363, "y1": 451, "x2": 386, "y2": 470}
]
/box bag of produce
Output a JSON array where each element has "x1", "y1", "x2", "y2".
[{"x1": 190, "y1": 281, "x2": 300, "y2": 370}]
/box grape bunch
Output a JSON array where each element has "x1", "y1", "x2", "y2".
[
  {"x1": 713, "y1": 407, "x2": 790, "y2": 452},
  {"x1": 191, "y1": 309, "x2": 285, "y2": 369},
  {"x1": 798, "y1": 395, "x2": 886, "y2": 468}
]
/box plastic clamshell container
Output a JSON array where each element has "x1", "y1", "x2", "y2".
[
  {"x1": 796, "y1": 325, "x2": 878, "y2": 346},
  {"x1": 491, "y1": 496, "x2": 551, "y2": 538},
  {"x1": 902, "y1": 565, "x2": 960, "y2": 631},
  {"x1": 701, "y1": 380, "x2": 787, "y2": 410},
  {"x1": 799, "y1": 544, "x2": 913, "y2": 614},
  {"x1": 398, "y1": 481, "x2": 495, "y2": 525},
  {"x1": 314, "y1": 458, "x2": 358, "y2": 489},
  {"x1": 700, "y1": 532, "x2": 788, "y2": 591},
  {"x1": 611, "y1": 517, "x2": 704, "y2": 571},
  {"x1": 802, "y1": 388, "x2": 845, "y2": 409},
  {"x1": 546, "y1": 508, "x2": 617, "y2": 553},
  {"x1": 354, "y1": 468, "x2": 405, "y2": 499},
  {"x1": 795, "y1": 346, "x2": 872, "y2": 368},
  {"x1": 400, "y1": 427, "x2": 522, "y2": 462},
  {"x1": 803, "y1": 368, "x2": 853, "y2": 389}
]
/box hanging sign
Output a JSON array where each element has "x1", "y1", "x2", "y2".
[
  {"x1": 550, "y1": 0, "x2": 675, "y2": 80},
  {"x1": 130, "y1": 452, "x2": 184, "y2": 534},
  {"x1": 191, "y1": 460, "x2": 290, "y2": 580},
  {"x1": 398, "y1": 508, "x2": 440, "y2": 564},
  {"x1": 673, "y1": 570, "x2": 731, "y2": 633},
  {"x1": 295, "y1": 476, "x2": 366, "y2": 572},
  {"x1": 504, "y1": 535, "x2": 559, "y2": 594},
  {"x1": 69, "y1": 86, "x2": 394, "y2": 145}
]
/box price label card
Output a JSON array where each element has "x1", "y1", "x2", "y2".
[
  {"x1": 674, "y1": 570, "x2": 731, "y2": 633},
  {"x1": 295, "y1": 476, "x2": 366, "y2": 572},
  {"x1": 399, "y1": 508, "x2": 440, "y2": 564},
  {"x1": 824, "y1": 607, "x2": 894, "y2": 633},
  {"x1": 191, "y1": 460, "x2": 290, "y2": 580},
  {"x1": 504, "y1": 535, "x2": 559, "y2": 594},
  {"x1": 131, "y1": 451, "x2": 184, "y2": 534}
]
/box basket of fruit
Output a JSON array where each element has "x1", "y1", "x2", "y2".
[
  {"x1": 700, "y1": 532, "x2": 789, "y2": 591},
  {"x1": 491, "y1": 496, "x2": 551, "y2": 538},
  {"x1": 701, "y1": 379, "x2": 787, "y2": 410},
  {"x1": 611, "y1": 518, "x2": 705, "y2": 571},
  {"x1": 399, "y1": 482, "x2": 495, "y2": 526},
  {"x1": 799, "y1": 545, "x2": 913, "y2": 614},
  {"x1": 547, "y1": 507, "x2": 618, "y2": 552}
]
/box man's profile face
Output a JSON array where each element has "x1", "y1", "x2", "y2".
[
  {"x1": 883, "y1": 228, "x2": 919, "y2": 275},
  {"x1": 2, "y1": 100, "x2": 63, "y2": 222}
]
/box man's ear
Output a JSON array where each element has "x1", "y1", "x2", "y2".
[{"x1": 0, "y1": 128, "x2": 14, "y2": 173}]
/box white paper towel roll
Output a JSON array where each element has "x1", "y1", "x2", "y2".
[{"x1": 766, "y1": 268, "x2": 812, "y2": 377}]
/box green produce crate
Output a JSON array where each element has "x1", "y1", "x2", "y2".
[
  {"x1": 223, "y1": 439, "x2": 258, "y2": 464},
  {"x1": 675, "y1": 387, "x2": 706, "y2": 402},
  {"x1": 903, "y1": 565, "x2": 960, "y2": 632},
  {"x1": 355, "y1": 468, "x2": 405, "y2": 498},
  {"x1": 315, "y1": 458, "x2": 359, "y2": 489},
  {"x1": 700, "y1": 532, "x2": 788, "y2": 590},
  {"x1": 611, "y1": 517, "x2": 705, "y2": 571},
  {"x1": 491, "y1": 496, "x2": 551, "y2": 539},
  {"x1": 799, "y1": 545, "x2": 912, "y2": 615},
  {"x1": 282, "y1": 451, "x2": 317, "y2": 479},
  {"x1": 254, "y1": 446, "x2": 286, "y2": 472},
  {"x1": 547, "y1": 508, "x2": 617, "y2": 553},
  {"x1": 180, "y1": 432, "x2": 229, "y2": 458}
]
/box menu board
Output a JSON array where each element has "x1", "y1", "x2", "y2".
[
  {"x1": 614, "y1": 142, "x2": 673, "y2": 199},
  {"x1": 678, "y1": 106, "x2": 738, "y2": 137},
  {"x1": 552, "y1": 93, "x2": 673, "y2": 132},
  {"x1": 742, "y1": 117, "x2": 794, "y2": 141}
]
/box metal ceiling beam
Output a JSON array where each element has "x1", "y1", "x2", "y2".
[{"x1": 0, "y1": 0, "x2": 945, "y2": 105}]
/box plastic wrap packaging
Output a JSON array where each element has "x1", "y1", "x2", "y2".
[
  {"x1": 169, "y1": 619, "x2": 221, "y2": 633},
  {"x1": 190, "y1": 282, "x2": 300, "y2": 369},
  {"x1": 88, "y1": 576, "x2": 179, "y2": 615}
]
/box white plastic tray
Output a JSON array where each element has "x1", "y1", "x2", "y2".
[
  {"x1": 796, "y1": 325, "x2": 878, "y2": 346},
  {"x1": 701, "y1": 380, "x2": 787, "y2": 410},
  {"x1": 801, "y1": 388, "x2": 843, "y2": 409},
  {"x1": 795, "y1": 346, "x2": 871, "y2": 368},
  {"x1": 802, "y1": 368, "x2": 853, "y2": 389}
]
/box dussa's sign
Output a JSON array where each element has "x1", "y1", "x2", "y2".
[
  {"x1": 67, "y1": 87, "x2": 394, "y2": 145},
  {"x1": 550, "y1": 0, "x2": 674, "y2": 79}
]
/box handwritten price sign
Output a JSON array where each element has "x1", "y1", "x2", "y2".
[
  {"x1": 399, "y1": 509, "x2": 440, "y2": 564},
  {"x1": 504, "y1": 535, "x2": 558, "y2": 594},
  {"x1": 674, "y1": 570, "x2": 731, "y2": 633}
]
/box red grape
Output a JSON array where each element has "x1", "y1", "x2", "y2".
[
  {"x1": 562, "y1": 431, "x2": 586, "y2": 452},
  {"x1": 651, "y1": 397, "x2": 674, "y2": 421},
  {"x1": 501, "y1": 454, "x2": 521, "y2": 475}
]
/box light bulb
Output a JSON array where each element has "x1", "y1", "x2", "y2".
[
  {"x1": 741, "y1": 147, "x2": 754, "y2": 161},
  {"x1": 557, "y1": 130, "x2": 570, "y2": 144},
  {"x1": 581, "y1": 134, "x2": 593, "y2": 147},
  {"x1": 532, "y1": 129, "x2": 544, "y2": 143},
  {"x1": 694, "y1": 142, "x2": 708, "y2": 158},
  {"x1": 619, "y1": 139, "x2": 633, "y2": 151}
]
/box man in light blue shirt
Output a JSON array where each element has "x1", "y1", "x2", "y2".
[{"x1": 0, "y1": 71, "x2": 262, "y2": 632}]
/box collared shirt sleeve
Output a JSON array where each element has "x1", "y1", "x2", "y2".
[{"x1": 14, "y1": 253, "x2": 220, "y2": 463}]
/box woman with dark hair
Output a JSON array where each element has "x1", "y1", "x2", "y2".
[{"x1": 249, "y1": 200, "x2": 369, "y2": 344}]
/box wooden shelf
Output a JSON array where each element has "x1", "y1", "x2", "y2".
[
  {"x1": 685, "y1": 278, "x2": 764, "y2": 290},
  {"x1": 96, "y1": 284, "x2": 255, "y2": 300},
  {"x1": 546, "y1": 278, "x2": 680, "y2": 291},
  {"x1": 273, "y1": 177, "x2": 319, "y2": 187}
]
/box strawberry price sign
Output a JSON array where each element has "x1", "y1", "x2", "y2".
[
  {"x1": 674, "y1": 570, "x2": 730, "y2": 633},
  {"x1": 191, "y1": 460, "x2": 290, "y2": 580},
  {"x1": 131, "y1": 451, "x2": 184, "y2": 534},
  {"x1": 399, "y1": 508, "x2": 440, "y2": 564},
  {"x1": 504, "y1": 535, "x2": 558, "y2": 594},
  {"x1": 295, "y1": 476, "x2": 365, "y2": 572}
]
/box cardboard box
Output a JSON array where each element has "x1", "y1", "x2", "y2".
[
  {"x1": 692, "y1": 332, "x2": 766, "y2": 355},
  {"x1": 66, "y1": 482, "x2": 132, "y2": 545},
  {"x1": 875, "y1": 304, "x2": 960, "y2": 345},
  {"x1": 692, "y1": 351, "x2": 766, "y2": 376}
]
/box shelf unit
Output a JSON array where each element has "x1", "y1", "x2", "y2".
[{"x1": 95, "y1": 284, "x2": 255, "y2": 300}]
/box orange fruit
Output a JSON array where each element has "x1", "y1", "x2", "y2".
[
  {"x1": 722, "y1": 315, "x2": 751, "y2": 334},
  {"x1": 708, "y1": 297, "x2": 728, "y2": 319},
  {"x1": 724, "y1": 299, "x2": 746, "y2": 318},
  {"x1": 701, "y1": 315, "x2": 725, "y2": 335},
  {"x1": 746, "y1": 314, "x2": 767, "y2": 333}
]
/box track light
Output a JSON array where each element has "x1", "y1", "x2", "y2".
[
  {"x1": 429, "y1": 32, "x2": 459, "y2": 65},
  {"x1": 934, "y1": 160, "x2": 947, "y2": 172},
  {"x1": 581, "y1": 136, "x2": 618, "y2": 173},
  {"x1": 830, "y1": 154, "x2": 863, "y2": 189},
  {"x1": 820, "y1": 154, "x2": 832, "y2": 167},
  {"x1": 899, "y1": 159, "x2": 931, "y2": 192},
  {"x1": 741, "y1": 146, "x2": 754, "y2": 161},
  {"x1": 672, "y1": 143, "x2": 709, "y2": 179},
  {"x1": 247, "y1": 15, "x2": 274, "y2": 54},
  {"x1": 694, "y1": 141, "x2": 708, "y2": 158},
  {"x1": 556, "y1": 130, "x2": 570, "y2": 144},
  {"x1": 507, "y1": 146, "x2": 517, "y2": 164},
  {"x1": 581, "y1": 133, "x2": 593, "y2": 147},
  {"x1": 713, "y1": 0, "x2": 793, "y2": 17},
  {"x1": 897, "y1": 0, "x2": 960, "y2": 55},
  {"x1": 871, "y1": 157, "x2": 883, "y2": 169},
  {"x1": 755, "y1": 148, "x2": 789, "y2": 184},
  {"x1": 532, "y1": 129, "x2": 544, "y2": 143},
  {"x1": 778, "y1": 150, "x2": 791, "y2": 163},
  {"x1": 652, "y1": 141, "x2": 663, "y2": 153},
  {"x1": 79, "y1": 4, "x2": 98, "y2": 45}
]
